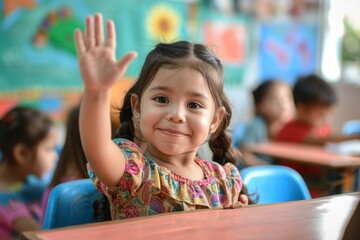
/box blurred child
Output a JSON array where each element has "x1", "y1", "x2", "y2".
[
  {"x1": 275, "y1": 74, "x2": 360, "y2": 196},
  {"x1": 75, "y1": 14, "x2": 253, "y2": 220},
  {"x1": 0, "y1": 106, "x2": 57, "y2": 239},
  {"x1": 239, "y1": 79, "x2": 294, "y2": 165},
  {"x1": 40, "y1": 105, "x2": 88, "y2": 223}
]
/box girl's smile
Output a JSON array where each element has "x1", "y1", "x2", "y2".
[{"x1": 157, "y1": 127, "x2": 190, "y2": 137}]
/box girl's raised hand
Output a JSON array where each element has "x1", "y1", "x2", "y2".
[{"x1": 74, "y1": 13, "x2": 137, "y2": 92}]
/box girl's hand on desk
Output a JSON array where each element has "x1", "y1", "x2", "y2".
[
  {"x1": 239, "y1": 194, "x2": 249, "y2": 206},
  {"x1": 74, "y1": 13, "x2": 137, "y2": 92},
  {"x1": 224, "y1": 194, "x2": 248, "y2": 209}
]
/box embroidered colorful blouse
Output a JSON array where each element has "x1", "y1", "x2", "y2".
[{"x1": 88, "y1": 138, "x2": 243, "y2": 220}]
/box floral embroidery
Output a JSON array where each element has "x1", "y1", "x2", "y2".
[
  {"x1": 150, "y1": 197, "x2": 165, "y2": 213},
  {"x1": 122, "y1": 205, "x2": 140, "y2": 218}
]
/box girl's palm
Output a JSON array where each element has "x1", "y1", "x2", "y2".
[
  {"x1": 75, "y1": 13, "x2": 137, "y2": 91},
  {"x1": 78, "y1": 47, "x2": 119, "y2": 89}
]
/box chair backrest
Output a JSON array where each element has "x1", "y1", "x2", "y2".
[
  {"x1": 240, "y1": 165, "x2": 311, "y2": 204},
  {"x1": 42, "y1": 179, "x2": 103, "y2": 229},
  {"x1": 342, "y1": 120, "x2": 360, "y2": 136}
]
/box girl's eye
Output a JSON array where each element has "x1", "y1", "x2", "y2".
[
  {"x1": 187, "y1": 102, "x2": 201, "y2": 109},
  {"x1": 154, "y1": 96, "x2": 168, "y2": 103}
]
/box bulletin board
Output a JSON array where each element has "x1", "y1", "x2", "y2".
[
  {"x1": 197, "y1": 5, "x2": 251, "y2": 86},
  {"x1": 258, "y1": 22, "x2": 318, "y2": 85}
]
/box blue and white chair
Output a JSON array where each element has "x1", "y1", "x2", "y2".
[
  {"x1": 240, "y1": 165, "x2": 311, "y2": 204},
  {"x1": 342, "y1": 120, "x2": 360, "y2": 136},
  {"x1": 42, "y1": 179, "x2": 103, "y2": 229}
]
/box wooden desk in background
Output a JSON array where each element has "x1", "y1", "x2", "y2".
[
  {"x1": 22, "y1": 192, "x2": 359, "y2": 240},
  {"x1": 244, "y1": 142, "x2": 360, "y2": 193},
  {"x1": 244, "y1": 142, "x2": 360, "y2": 168}
]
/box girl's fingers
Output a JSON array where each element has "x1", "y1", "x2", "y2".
[
  {"x1": 94, "y1": 13, "x2": 104, "y2": 46},
  {"x1": 85, "y1": 16, "x2": 95, "y2": 49},
  {"x1": 116, "y1": 52, "x2": 138, "y2": 76},
  {"x1": 239, "y1": 194, "x2": 249, "y2": 205},
  {"x1": 105, "y1": 20, "x2": 116, "y2": 50},
  {"x1": 74, "y1": 29, "x2": 86, "y2": 55}
]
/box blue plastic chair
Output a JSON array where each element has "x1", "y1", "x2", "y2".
[
  {"x1": 240, "y1": 165, "x2": 311, "y2": 204},
  {"x1": 342, "y1": 120, "x2": 360, "y2": 191},
  {"x1": 42, "y1": 179, "x2": 103, "y2": 229},
  {"x1": 342, "y1": 120, "x2": 360, "y2": 136}
]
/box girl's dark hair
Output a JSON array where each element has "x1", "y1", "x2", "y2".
[
  {"x1": 116, "y1": 41, "x2": 240, "y2": 166},
  {"x1": 49, "y1": 105, "x2": 88, "y2": 187},
  {"x1": 293, "y1": 74, "x2": 337, "y2": 107},
  {"x1": 93, "y1": 194, "x2": 112, "y2": 222},
  {"x1": 0, "y1": 106, "x2": 53, "y2": 164}
]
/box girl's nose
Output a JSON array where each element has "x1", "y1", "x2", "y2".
[{"x1": 167, "y1": 105, "x2": 185, "y2": 123}]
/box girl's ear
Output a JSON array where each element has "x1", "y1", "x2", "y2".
[
  {"x1": 130, "y1": 94, "x2": 140, "y2": 118},
  {"x1": 210, "y1": 107, "x2": 225, "y2": 133},
  {"x1": 13, "y1": 143, "x2": 31, "y2": 165}
]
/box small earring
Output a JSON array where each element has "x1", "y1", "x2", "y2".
[
  {"x1": 209, "y1": 128, "x2": 214, "y2": 134},
  {"x1": 133, "y1": 115, "x2": 140, "y2": 124}
]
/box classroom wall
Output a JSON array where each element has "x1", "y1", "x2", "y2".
[
  {"x1": 331, "y1": 82, "x2": 360, "y2": 134},
  {"x1": 2, "y1": 0, "x2": 359, "y2": 137},
  {"x1": 0, "y1": 0, "x2": 321, "y2": 123}
]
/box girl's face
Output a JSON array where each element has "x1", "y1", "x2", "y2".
[
  {"x1": 132, "y1": 67, "x2": 223, "y2": 158},
  {"x1": 257, "y1": 83, "x2": 294, "y2": 123},
  {"x1": 30, "y1": 127, "x2": 58, "y2": 178}
]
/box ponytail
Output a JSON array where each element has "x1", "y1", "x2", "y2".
[
  {"x1": 208, "y1": 98, "x2": 243, "y2": 167},
  {"x1": 115, "y1": 92, "x2": 135, "y2": 140}
]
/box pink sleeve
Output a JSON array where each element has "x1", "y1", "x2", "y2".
[{"x1": 0, "y1": 200, "x2": 33, "y2": 228}]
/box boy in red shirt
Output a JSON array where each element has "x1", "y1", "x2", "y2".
[{"x1": 276, "y1": 74, "x2": 360, "y2": 197}]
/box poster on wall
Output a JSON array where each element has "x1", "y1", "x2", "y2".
[
  {"x1": 258, "y1": 22, "x2": 318, "y2": 85},
  {"x1": 197, "y1": 4, "x2": 251, "y2": 86}
]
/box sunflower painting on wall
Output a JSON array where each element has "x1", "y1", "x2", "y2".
[
  {"x1": 146, "y1": 4, "x2": 181, "y2": 42},
  {"x1": 144, "y1": 2, "x2": 189, "y2": 43}
]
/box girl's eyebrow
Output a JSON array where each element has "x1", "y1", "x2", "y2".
[
  {"x1": 148, "y1": 85, "x2": 170, "y2": 92},
  {"x1": 149, "y1": 85, "x2": 210, "y2": 100}
]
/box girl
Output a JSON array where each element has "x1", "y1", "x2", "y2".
[
  {"x1": 238, "y1": 79, "x2": 294, "y2": 165},
  {"x1": 0, "y1": 106, "x2": 58, "y2": 239},
  {"x1": 75, "y1": 13, "x2": 250, "y2": 220},
  {"x1": 40, "y1": 105, "x2": 88, "y2": 223}
]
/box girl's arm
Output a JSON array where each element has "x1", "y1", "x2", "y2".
[{"x1": 75, "y1": 13, "x2": 137, "y2": 186}]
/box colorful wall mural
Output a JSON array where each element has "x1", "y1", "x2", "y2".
[{"x1": 0, "y1": 0, "x2": 319, "y2": 121}]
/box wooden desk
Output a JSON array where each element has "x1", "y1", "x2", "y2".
[
  {"x1": 22, "y1": 192, "x2": 359, "y2": 240},
  {"x1": 244, "y1": 142, "x2": 360, "y2": 193},
  {"x1": 244, "y1": 142, "x2": 360, "y2": 168}
]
